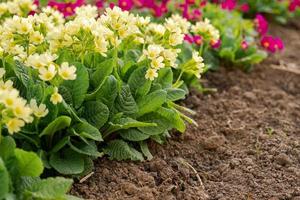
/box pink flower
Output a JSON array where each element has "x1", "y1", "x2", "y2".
[
  {"x1": 241, "y1": 40, "x2": 248, "y2": 50},
  {"x1": 200, "y1": 0, "x2": 207, "y2": 7},
  {"x1": 254, "y1": 14, "x2": 269, "y2": 36},
  {"x1": 96, "y1": 0, "x2": 105, "y2": 9},
  {"x1": 261, "y1": 35, "x2": 284, "y2": 53},
  {"x1": 48, "y1": 0, "x2": 85, "y2": 17},
  {"x1": 211, "y1": 39, "x2": 221, "y2": 49},
  {"x1": 239, "y1": 3, "x2": 250, "y2": 13},
  {"x1": 184, "y1": 34, "x2": 194, "y2": 44},
  {"x1": 193, "y1": 35, "x2": 203, "y2": 45},
  {"x1": 191, "y1": 9, "x2": 202, "y2": 21},
  {"x1": 221, "y1": 0, "x2": 237, "y2": 11},
  {"x1": 119, "y1": 0, "x2": 134, "y2": 10},
  {"x1": 289, "y1": 0, "x2": 300, "y2": 12}
]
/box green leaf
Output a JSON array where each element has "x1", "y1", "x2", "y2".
[
  {"x1": 138, "y1": 113, "x2": 170, "y2": 135},
  {"x1": 106, "y1": 117, "x2": 156, "y2": 135},
  {"x1": 156, "y1": 107, "x2": 186, "y2": 133},
  {"x1": 49, "y1": 149, "x2": 84, "y2": 175},
  {"x1": 0, "y1": 158, "x2": 9, "y2": 199},
  {"x1": 166, "y1": 88, "x2": 186, "y2": 101},
  {"x1": 14, "y1": 61, "x2": 31, "y2": 87},
  {"x1": 73, "y1": 122, "x2": 103, "y2": 141},
  {"x1": 40, "y1": 116, "x2": 72, "y2": 137},
  {"x1": 82, "y1": 101, "x2": 109, "y2": 129},
  {"x1": 115, "y1": 85, "x2": 138, "y2": 116},
  {"x1": 62, "y1": 62, "x2": 89, "y2": 109},
  {"x1": 50, "y1": 137, "x2": 70, "y2": 153},
  {"x1": 21, "y1": 177, "x2": 74, "y2": 199},
  {"x1": 93, "y1": 75, "x2": 118, "y2": 109},
  {"x1": 14, "y1": 149, "x2": 44, "y2": 177},
  {"x1": 120, "y1": 129, "x2": 150, "y2": 141},
  {"x1": 137, "y1": 90, "x2": 167, "y2": 117},
  {"x1": 103, "y1": 140, "x2": 144, "y2": 161},
  {"x1": 0, "y1": 136, "x2": 16, "y2": 162},
  {"x1": 139, "y1": 141, "x2": 153, "y2": 160},
  {"x1": 68, "y1": 140, "x2": 103, "y2": 157},
  {"x1": 91, "y1": 58, "x2": 114, "y2": 88},
  {"x1": 128, "y1": 67, "x2": 151, "y2": 96},
  {"x1": 156, "y1": 68, "x2": 173, "y2": 88}
]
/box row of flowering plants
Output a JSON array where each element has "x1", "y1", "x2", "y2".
[
  {"x1": 0, "y1": 1, "x2": 206, "y2": 198},
  {"x1": 0, "y1": 0, "x2": 293, "y2": 198}
]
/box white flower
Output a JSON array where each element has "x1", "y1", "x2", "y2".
[
  {"x1": 38, "y1": 64, "x2": 57, "y2": 81},
  {"x1": 50, "y1": 87, "x2": 63, "y2": 105},
  {"x1": 30, "y1": 99, "x2": 49, "y2": 118},
  {"x1": 145, "y1": 68, "x2": 158, "y2": 81},
  {"x1": 58, "y1": 62, "x2": 77, "y2": 80},
  {"x1": 151, "y1": 56, "x2": 165, "y2": 69}
]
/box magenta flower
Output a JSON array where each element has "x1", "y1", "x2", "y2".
[
  {"x1": 289, "y1": 0, "x2": 300, "y2": 12},
  {"x1": 184, "y1": 34, "x2": 194, "y2": 44},
  {"x1": 239, "y1": 3, "x2": 250, "y2": 13},
  {"x1": 193, "y1": 35, "x2": 203, "y2": 45},
  {"x1": 48, "y1": 0, "x2": 85, "y2": 17},
  {"x1": 241, "y1": 40, "x2": 248, "y2": 50},
  {"x1": 96, "y1": 0, "x2": 105, "y2": 9},
  {"x1": 119, "y1": 0, "x2": 134, "y2": 10},
  {"x1": 211, "y1": 39, "x2": 221, "y2": 49},
  {"x1": 221, "y1": 0, "x2": 237, "y2": 11},
  {"x1": 261, "y1": 35, "x2": 284, "y2": 53},
  {"x1": 191, "y1": 9, "x2": 202, "y2": 21},
  {"x1": 254, "y1": 14, "x2": 268, "y2": 36}
]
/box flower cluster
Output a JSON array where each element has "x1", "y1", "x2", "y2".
[
  {"x1": 191, "y1": 18, "x2": 220, "y2": 46},
  {"x1": 0, "y1": 68, "x2": 46, "y2": 134},
  {"x1": 0, "y1": 0, "x2": 36, "y2": 20}
]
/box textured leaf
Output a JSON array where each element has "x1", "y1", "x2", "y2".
[
  {"x1": 139, "y1": 142, "x2": 153, "y2": 160},
  {"x1": 91, "y1": 58, "x2": 114, "y2": 88},
  {"x1": 137, "y1": 90, "x2": 167, "y2": 117},
  {"x1": 166, "y1": 88, "x2": 186, "y2": 101},
  {"x1": 128, "y1": 67, "x2": 151, "y2": 96},
  {"x1": 156, "y1": 107, "x2": 186, "y2": 133},
  {"x1": 73, "y1": 122, "x2": 103, "y2": 141},
  {"x1": 49, "y1": 149, "x2": 84, "y2": 175},
  {"x1": 22, "y1": 177, "x2": 73, "y2": 199},
  {"x1": 156, "y1": 68, "x2": 173, "y2": 88},
  {"x1": 82, "y1": 101, "x2": 109, "y2": 129},
  {"x1": 62, "y1": 62, "x2": 89, "y2": 109},
  {"x1": 103, "y1": 140, "x2": 144, "y2": 161},
  {"x1": 0, "y1": 136, "x2": 16, "y2": 162},
  {"x1": 68, "y1": 140, "x2": 103, "y2": 157},
  {"x1": 0, "y1": 158, "x2": 9, "y2": 199},
  {"x1": 94, "y1": 75, "x2": 118, "y2": 109},
  {"x1": 115, "y1": 85, "x2": 138, "y2": 116},
  {"x1": 14, "y1": 61, "x2": 30, "y2": 87},
  {"x1": 106, "y1": 117, "x2": 156, "y2": 135},
  {"x1": 40, "y1": 116, "x2": 71, "y2": 137},
  {"x1": 138, "y1": 113, "x2": 170, "y2": 135},
  {"x1": 14, "y1": 149, "x2": 44, "y2": 177},
  {"x1": 120, "y1": 129, "x2": 149, "y2": 142}
]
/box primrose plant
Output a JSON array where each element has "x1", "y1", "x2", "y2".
[{"x1": 0, "y1": 5, "x2": 204, "y2": 176}]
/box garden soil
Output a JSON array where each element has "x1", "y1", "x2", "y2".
[{"x1": 71, "y1": 20, "x2": 300, "y2": 200}]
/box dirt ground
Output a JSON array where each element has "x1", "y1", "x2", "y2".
[{"x1": 71, "y1": 20, "x2": 300, "y2": 200}]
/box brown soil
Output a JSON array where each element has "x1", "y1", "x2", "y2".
[{"x1": 71, "y1": 21, "x2": 300, "y2": 200}]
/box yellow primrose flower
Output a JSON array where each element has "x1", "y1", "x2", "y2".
[
  {"x1": 151, "y1": 56, "x2": 165, "y2": 69},
  {"x1": 50, "y1": 87, "x2": 63, "y2": 105},
  {"x1": 30, "y1": 99, "x2": 49, "y2": 118},
  {"x1": 26, "y1": 54, "x2": 46, "y2": 69},
  {"x1": 1, "y1": 89, "x2": 19, "y2": 108},
  {"x1": 38, "y1": 64, "x2": 57, "y2": 81},
  {"x1": 58, "y1": 62, "x2": 77, "y2": 80},
  {"x1": 6, "y1": 118, "x2": 25, "y2": 134},
  {"x1": 30, "y1": 31, "x2": 44, "y2": 45},
  {"x1": 12, "y1": 99, "x2": 33, "y2": 123},
  {"x1": 145, "y1": 68, "x2": 158, "y2": 81}
]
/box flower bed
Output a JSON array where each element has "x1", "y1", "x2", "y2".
[{"x1": 0, "y1": 0, "x2": 298, "y2": 199}]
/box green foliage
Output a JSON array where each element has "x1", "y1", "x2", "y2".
[{"x1": 0, "y1": 136, "x2": 78, "y2": 200}]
